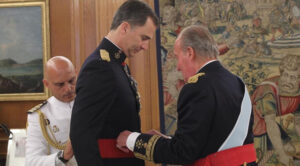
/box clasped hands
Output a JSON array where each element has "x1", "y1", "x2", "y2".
[
  {"x1": 116, "y1": 129, "x2": 170, "y2": 153},
  {"x1": 64, "y1": 139, "x2": 74, "y2": 160}
]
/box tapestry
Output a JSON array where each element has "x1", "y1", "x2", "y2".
[{"x1": 159, "y1": 0, "x2": 300, "y2": 165}]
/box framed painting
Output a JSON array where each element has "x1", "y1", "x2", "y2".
[{"x1": 0, "y1": 0, "x2": 50, "y2": 101}]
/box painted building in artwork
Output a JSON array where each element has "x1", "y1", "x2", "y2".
[{"x1": 241, "y1": 0, "x2": 285, "y2": 16}]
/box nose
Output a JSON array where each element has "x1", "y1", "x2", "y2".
[
  {"x1": 286, "y1": 76, "x2": 291, "y2": 82},
  {"x1": 141, "y1": 41, "x2": 149, "y2": 50},
  {"x1": 176, "y1": 63, "x2": 180, "y2": 71},
  {"x1": 63, "y1": 83, "x2": 72, "y2": 92}
]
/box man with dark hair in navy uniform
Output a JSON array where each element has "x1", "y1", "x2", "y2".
[
  {"x1": 69, "y1": 1, "x2": 159, "y2": 166},
  {"x1": 117, "y1": 25, "x2": 257, "y2": 166}
]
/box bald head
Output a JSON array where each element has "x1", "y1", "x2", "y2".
[
  {"x1": 43, "y1": 56, "x2": 77, "y2": 102},
  {"x1": 45, "y1": 56, "x2": 75, "y2": 80}
]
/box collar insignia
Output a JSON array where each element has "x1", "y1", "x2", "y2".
[
  {"x1": 188, "y1": 73, "x2": 205, "y2": 83},
  {"x1": 100, "y1": 49, "x2": 110, "y2": 62},
  {"x1": 115, "y1": 52, "x2": 121, "y2": 59},
  {"x1": 115, "y1": 49, "x2": 122, "y2": 59}
]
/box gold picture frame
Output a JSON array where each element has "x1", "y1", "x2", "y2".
[{"x1": 0, "y1": 0, "x2": 50, "y2": 101}]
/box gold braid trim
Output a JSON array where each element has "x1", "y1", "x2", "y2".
[
  {"x1": 134, "y1": 135, "x2": 161, "y2": 161},
  {"x1": 150, "y1": 135, "x2": 160, "y2": 161},
  {"x1": 38, "y1": 110, "x2": 66, "y2": 150}
]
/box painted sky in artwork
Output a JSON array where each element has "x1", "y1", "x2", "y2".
[{"x1": 0, "y1": 6, "x2": 42, "y2": 64}]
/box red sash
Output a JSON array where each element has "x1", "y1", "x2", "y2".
[
  {"x1": 185, "y1": 144, "x2": 256, "y2": 166},
  {"x1": 97, "y1": 139, "x2": 134, "y2": 158}
]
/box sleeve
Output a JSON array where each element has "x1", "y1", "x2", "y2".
[
  {"x1": 70, "y1": 60, "x2": 116, "y2": 166},
  {"x1": 252, "y1": 84, "x2": 277, "y2": 136},
  {"x1": 55, "y1": 155, "x2": 77, "y2": 166},
  {"x1": 133, "y1": 84, "x2": 215, "y2": 165},
  {"x1": 66, "y1": 156, "x2": 77, "y2": 166},
  {"x1": 25, "y1": 113, "x2": 57, "y2": 166},
  {"x1": 254, "y1": 89, "x2": 277, "y2": 116}
]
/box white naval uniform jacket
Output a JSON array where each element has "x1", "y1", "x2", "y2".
[{"x1": 26, "y1": 96, "x2": 77, "y2": 166}]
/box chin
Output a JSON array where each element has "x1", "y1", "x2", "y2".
[{"x1": 63, "y1": 97, "x2": 75, "y2": 102}]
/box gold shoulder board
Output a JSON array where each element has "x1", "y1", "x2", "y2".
[
  {"x1": 27, "y1": 100, "x2": 47, "y2": 114},
  {"x1": 100, "y1": 49, "x2": 110, "y2": 62},
  {"x1": 188, "y1": 72, "x2": 205, "y2": 84}
]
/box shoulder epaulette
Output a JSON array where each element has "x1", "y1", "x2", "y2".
[
  {"x1": 188, "y1": 72, "x2": 205, "y2": 84},
  {"x1": 99, "y1": 49, "x2": 110, "y2": 62},
  {"x1": 27, "y1": 100, "x2": 47, "y2": 114}
]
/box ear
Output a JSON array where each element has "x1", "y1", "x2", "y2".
[
  {"x1": 186, "y1": 46, "x2": 196, "y2": 60},
  {"x1": 119, "y1": 22, "x2": 131, "y2": 35},
  {"x1": 43, "y1": 79, "x2": 49, "y2": 88}
]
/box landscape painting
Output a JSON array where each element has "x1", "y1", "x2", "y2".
[{"x1": 0, "y1": 0, "x2": 49, "y2": 101}]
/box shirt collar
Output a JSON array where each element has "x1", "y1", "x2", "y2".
[
  {"x1": 100, "y1": 37, "x2": 127, "y2": 64},
  {"x1": 51, "y1": 96, "x2": 74, "y2": 109},
  {"x1": 105, "y1": 37, "x2": 122, "y2": 50}
]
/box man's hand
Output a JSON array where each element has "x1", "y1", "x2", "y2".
[
  {"x1": 116, "y1": 130, "x2": 132, "y2": 153},
  {"x1": 63, "y1": 139, "x2": 73, "y2": 160},
  {"x1": 146, "y1": 129, "x2": 171, "y2": 139}
]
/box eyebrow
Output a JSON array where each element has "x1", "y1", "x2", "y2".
[
  {"x1": 54, "y1": 76, "x2": 76, "y2": 85},
  {"x1": 142, "y1": 35, "x2": 151, "y2": 40}
]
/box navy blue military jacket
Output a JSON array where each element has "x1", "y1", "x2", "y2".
[
  {"x1": 133, "y1": 61, "x2": 255, "y2": 165},
  {"x1": 70, "y1": 38, "x2": 144, "y2": 166}
]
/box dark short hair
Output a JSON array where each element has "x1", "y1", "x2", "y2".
[{"x1": 110, "y1": 0, "x2": 159, "y2": 30}]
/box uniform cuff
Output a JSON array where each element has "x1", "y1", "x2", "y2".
[
  {"x1": 126, "y1": 132, "x2": 140, "y2": 151},
  {"x1": 55, "y1": 152, "x2": 65, "y2": 166}
]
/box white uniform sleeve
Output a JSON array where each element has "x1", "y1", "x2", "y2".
[
  {"x1": 25, "y1": 113, "x2": 57, "y2": 166},
  {"x1": 54, "y1": 153, "x2": 77, "y2": 166},
  {"x1": 66, "y1": 157, "x2": 77, "y2": 166}
]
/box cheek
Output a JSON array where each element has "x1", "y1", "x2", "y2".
[
  {"x1": 176, "y1": 58, "x2": 183, "y2": 69},
  {"x1": 130, "y1": 35, "x2": 140, "y2": 45},
  {"x1": 55, "y1": 88, "x2": 62, "y2": 94},
  {"x1": 181, "y1": 57, "x2": 189, "y2": 68},
  {"x1": 129, "y1": 40, "x2": 139, "y2": 49},
  {"x1": 291, "y1": 80, "x2": 299, "y2": 89},
  {"x1": 71, "y1": 84, "x2": 76, "y2": 91},
  {"x1": 279, "y1": 75, "x2": 286, "y2": 82}
]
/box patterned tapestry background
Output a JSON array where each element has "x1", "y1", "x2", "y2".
[{"x1": 159, "y1": 0, "x2": 300, "y2": 165}]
